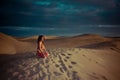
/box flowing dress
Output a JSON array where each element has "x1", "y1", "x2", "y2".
[{"x1": 36, "y1": 48, "x2": 49, "y2": 58}]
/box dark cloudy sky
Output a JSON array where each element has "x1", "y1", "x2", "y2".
[{"x1": 0, "y1": 0, "x2": 120, "y2": 27}]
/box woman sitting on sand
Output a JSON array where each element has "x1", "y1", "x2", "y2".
[{"x1": 36, "y1": 35, "x2": 49, "y2": 58}]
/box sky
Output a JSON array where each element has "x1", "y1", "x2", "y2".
[
  {"x1": 0, "y1": 0, "x2": 120, "y2": 36},
  {"x1": 0, "y1": 0, "x2": 120, "y2": 26}
]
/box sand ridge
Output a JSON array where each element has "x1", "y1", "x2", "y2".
[{"x1": 0, "y1": 33, "x2": 36, "y2": 54}]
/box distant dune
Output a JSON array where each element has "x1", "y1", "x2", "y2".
[
  {"x1": 0, "y1": 33, "x2": 36, "y2": 54},
  {"x1": 0, "y1": 32, "x2": 120, "y2": 80},
  {"x1": 0, "y1": 32, "x2": 120, "y2": 54},
  {"x1": 19, "y1": 35, "x2": 62, "y2": 41}
]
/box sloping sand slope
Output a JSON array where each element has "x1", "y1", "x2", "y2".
[
  {"x1": 0, "y1": 48, "x2": 120, "y2": 80},
  {"x1": 0, "y1": 33, "x2": 36, "y2": 54},
  {"x1": 0, "y1": 32, "x2": 120, "y2": 80}
]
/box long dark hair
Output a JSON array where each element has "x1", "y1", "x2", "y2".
[{"x1": 37, "y1": 35, "x2": 45, "y2": 44}]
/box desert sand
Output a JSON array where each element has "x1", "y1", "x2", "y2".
[{"x1": 0, "y1": 32, "x2": 120, "y2": 80}]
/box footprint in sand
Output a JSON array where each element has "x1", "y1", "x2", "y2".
[
  {"x1": 96, "y1": 61, "x2": 98, "y2": 64},
  {"x1": 53, "y1": 71, "x2": 62, "y2": 76},
  {"x1": 67, "y1": 53, "x2": 72, "y2": 56},
  {"x1": 61, "y1": 53, "x2": 66, "y2": 56},
  {"x1": 72, "y1": 71, "x2": 78, "y2": 73},
  {"x1": 59, "y1": 67, "x2": 64, "y2": 73},
  {"x1": 72, "y1": 71, "x2": 80, "y2": 80},
  {"x1": 83, "y1": 54, "x2": 86, "y2": 57},
  {"x1": 58, "y1": 60, "x2": 61, "y2": 63},
  {"x1": 51, "y1": 59, "x2": 55, "y2": 63},
  {"x1": 68, "y1": 65, "x2": 73, "y2": 68},
  {"x1": 55, "y1": 64, "x2": 59, "y2": 67},
  {"x1": 66, "y1": 56, "x2": 70, "y2": 59},
  {"x1": 64, "y1": 59, "x2": 67, "y2": 62},
  {"x1": 71, "y1": 61, "x2": 77, "y2": 65}
]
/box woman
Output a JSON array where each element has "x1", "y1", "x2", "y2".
[{"x1": 37, "y1": 35, "x2": 49, "y2": 58}]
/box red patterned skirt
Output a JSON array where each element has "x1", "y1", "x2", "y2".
[{"x1": 36, "y1": 51, "x2": 49, "y2": 58}]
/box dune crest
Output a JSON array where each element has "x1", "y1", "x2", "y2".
[
  {"x1": 0, "y1": 33, "x2": 18, "y2": 54},
  {"x1": 45, "y1": 34, "x2": 112, "y2": 48},
  {"x1": 0, "y1": 33, "x2": 36, "y2": 54},
  {"x1": 19, "y1": 35, "x2": 61, "y2": 41},
  {"x1": 0, "y1": 32, "x2": 120, "y2": 54}
]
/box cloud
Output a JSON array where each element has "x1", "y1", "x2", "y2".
[
  {"x1": 35, "y1": 1, "x2": 51, "y2": 6},
  {"x1": 75, "y1": 0, "x2": 116, "y2": 8},
  {"x1": 0, "y1": 0, "x2": 120, "y2": 26}
]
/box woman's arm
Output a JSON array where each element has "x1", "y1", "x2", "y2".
[
  {"x1": 38, "y1": 42, "x2": 44, "y2": 53},
  {"x1": 39, "y1": 42, "x2": 48, "y2": 53},
  {"x1": 42, "y1": 43, "x2": 48, "y2": 53}
]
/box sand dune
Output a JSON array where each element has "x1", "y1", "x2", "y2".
[
  {"x1": 0, "y1": 33, "x2": 36, "y2": 54},
  {"x1": 0, "y1": 33, "x2": 108, "y2": 54},
  {"x1": 0, "y1": 48, "x2": 120, "y2": 80},
  {"x1": 0, "y1": 32, "x2": 120, "y2": 80},
  {"x1": 45, "y1": 34, "x2": 113, "y2": 48},
  {"x1": 18, "y1": 35, "x2": 62, "y2": 41},
  {"x1": 20, "y1": 34, "x2": 112, "y2": 48}
]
